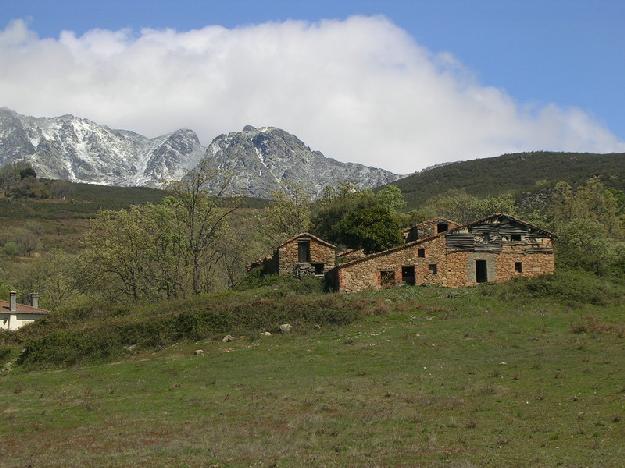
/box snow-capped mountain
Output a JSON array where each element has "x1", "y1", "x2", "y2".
[
  {"x1": 199, "y1": 125, "x2": 402, "y2": 198},
  {"x1": 0, "y1": 108, "x2": 204, "y2": 186},
  {"x1": 0, "y1": 109, "x2": 402, "y2": 197}
]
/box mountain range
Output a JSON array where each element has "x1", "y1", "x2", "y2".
[{"x1": 0, "y1": 108, "x2": 401, "y2": 198}]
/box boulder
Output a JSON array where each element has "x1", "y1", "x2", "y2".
[
  {"x1": 279, "y1": 323, "x2": 292, "y2": 334},
  {"x1": 262, "y1": 331, "x2": 272, "y2": 336},
  {"x1": 194, "y1": 349, "x2": 204, "y2": 356},
  {"x1": 222, "y1": 335, "x2": 235, "y2": 342}
]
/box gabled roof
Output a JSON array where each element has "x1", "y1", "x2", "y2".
[
  {"x1": 0, "y1": 301, "x2": 49, "y2": 315},
  {"x1": 335, "y1": 213, "x2": 553, "y2": 270},
  {"x1": 276, "y1": 232, "x2": 336, "y2": 249}
]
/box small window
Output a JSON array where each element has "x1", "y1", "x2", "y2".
[
  {"x1": 515, "y1": 262, "x2": 523, "y2": 273},
  {"x1": 436, "y1": 223, "x2": 449, "y2": 233},
  {"x1": 418, "y1": 248, "x2": 426, "y2": 258},
  {"x1": 380, "y1": 270, "x2": 396, "y2": 288},
  {"x1": 511, "y1": 234, "x2": 522, "y2": 241},
  {"x1": 313, "y1": 263, "x2": 325, "y2": 275},
  {"x1": 428, "y1": 264, "x2": 437, "y2": 275}
]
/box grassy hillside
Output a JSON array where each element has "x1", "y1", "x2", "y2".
[
  {"x1": 392, "y1": 152, "x2": 625, "y2": 208},
  {"x1": 0, "y1": 180, "x2": 268, "y2": 256},
  {"x1": 1, "y1": 273, "x2": 625, "y2": 466}
]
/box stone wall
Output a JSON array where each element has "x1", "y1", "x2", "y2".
[
  {"x1": 278, "y1": 235, "x2": 336, "y2": 276},
  {"x1": 336, "y1": 236, "x2": 450, "y2": 293},
  {"x1": 333, "y1": 234, "x2": 555, "y2": 292}
]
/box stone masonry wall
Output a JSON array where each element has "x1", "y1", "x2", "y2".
[
  {"x1": 336, "y1": 236, "x2": 555, "y2": 292},
  {"x1": 337, "y1": 236, "x2": 449, "y2": 293},
  {"x1": 278, "y1": 236, "x2": 336, "y2": 276}
]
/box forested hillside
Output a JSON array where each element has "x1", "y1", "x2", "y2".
[{"x1": 392, "y1": 152, "x2": 625, "y2": 208}]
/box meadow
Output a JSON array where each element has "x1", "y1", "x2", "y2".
[{"x1": 1, "y1": 272, "x2": 624, "y2": 466}]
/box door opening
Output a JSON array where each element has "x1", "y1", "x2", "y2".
[
  {"x1": 401, "y1": 266, "x2": 416, "y2": 285},
  {"x1": 298, "y1": 241, "x2": 311, "y2": 263},
  {"x1": 476, "y1": 260, "x2": 488, "y2": 283}
]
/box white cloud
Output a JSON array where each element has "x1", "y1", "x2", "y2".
[{"x1": 0, "y1": 16, "x2": 623, "y2": 173}]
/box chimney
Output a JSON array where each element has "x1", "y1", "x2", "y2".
[
  {"x1": 9, "y1": 291, "x2": 17, "y2": 312},
  {"x1": 30, "y1": 292, "x2": 39, "y2": 309}
]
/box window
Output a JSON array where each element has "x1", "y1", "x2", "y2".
[
  {"x1": 297, "y1": 240, "x2": 311, "y2": 263},
  {"x1": 476, "y1": 260, "x2": 488, "y2": 283},
  {"x1": 401, "y1": 266, "x2": 416, "y2": 285},
  {"x1": 428, "y1": 264, "x2": 437, "y2": 275},
  {"x1": 312, "y1": 263, "x2": 325, "y2": 275},
  {"x1": 418, "y1": 248, "x2": 426, "y2": 258},
  {"x1": 515, "y1": 262, "x2": 523, "y2": 273},
  {"x1": 380, "y1": 270, "x2": 396, "y2": 288},
  {"x1": 511, "y1": 234, "x2": 522, "y2": 241},
  {"x1": 436, "y1": 223, "x2": 449, "y2": 233}
]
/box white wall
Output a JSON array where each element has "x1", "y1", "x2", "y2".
[{"x1": 0, "y1": 313, "x2": 46, "y2": 331}]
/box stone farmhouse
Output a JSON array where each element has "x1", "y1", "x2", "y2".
[
  {"x1": 250, "y1": 233, "x2": 336, "y2": 277},
  {"x1": 0, "y1": 291, "x2": 48, "y2": 331},
  {"x1": 327, "y1": 213, "x2": 554, "y2": 293}
]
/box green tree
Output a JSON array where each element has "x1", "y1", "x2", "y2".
[
  {"x1": 311, "y1": 185, "x2": 405, "y2": 253},
  {"x1": 262, "y1": 183, "x2": 311, "y2": 244}
]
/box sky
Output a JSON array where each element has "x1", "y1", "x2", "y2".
[{"x1": 0, "y1": 0, "x2": 624, "y2": 173}]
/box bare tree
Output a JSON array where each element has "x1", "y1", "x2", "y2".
[{"x1": 169, "y1": 160, "x2": 240, "y2": 294}]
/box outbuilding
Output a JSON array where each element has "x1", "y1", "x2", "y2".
[{"x1": 0, "y1": 291, "x2": 48, "y2": 331}]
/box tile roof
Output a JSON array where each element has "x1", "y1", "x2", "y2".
[{"x1": 0, "y1": 300, "x2": 49, "y2": 315}]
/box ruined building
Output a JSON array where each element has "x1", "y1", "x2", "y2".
[
  {"x1": 327, "y1": 213, "x2": 554, "y2": 293},
  {"x1": 250, "y1": 233, "x2": 336, "y2": 277}
]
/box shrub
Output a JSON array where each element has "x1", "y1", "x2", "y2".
[
  {"x1": 486, "y1": 269, "x2": 625, "y2": 305},
  {"x1": 15, "y1": 290, "x2": 375, "y2": 368}
]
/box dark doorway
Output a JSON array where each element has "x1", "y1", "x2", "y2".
[
  {"x1": 402, "y1": 266, "x2": 416, "y2": 285},
  {"x1": 298, "y1": 241, "x2": 311, "y2": 263},
  {"x1": 476, "y1": 260, "x2": 488, "y2": 283},
  {"x1": 437, "y1": 223, "x2": 449, "y2": 233}
]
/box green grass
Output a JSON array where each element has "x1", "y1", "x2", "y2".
[{"x1": 1, "y1": 274, "x2": 625, "y2": 466}]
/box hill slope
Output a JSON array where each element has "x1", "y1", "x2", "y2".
[
  {"x1": 392, "y1": 152, "x2": 625, "y2": 208},
  {"x1": 1, "y1": 276, "x2": 625, "y2": 465}
]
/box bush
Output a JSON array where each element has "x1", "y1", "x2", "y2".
[
  {"x1": 15, "y1": 290, "x2": 377, "y2": 368},
  {"x1": 486, "y1": 269, "x2": 625, "y2": 305}
]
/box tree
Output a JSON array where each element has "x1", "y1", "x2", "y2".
[
  {"x1": 262, "y1": 183, "x2": 311, "y2": 244},
  {"x1": 168, "y1": 160, "x2": 239, "y2": 295},
  {"x1": 311, "y1": 185, "x2": 405, "y2": 253},
  {"x1": 421, "y1": 190, "x2": 517, "y2": 224}
]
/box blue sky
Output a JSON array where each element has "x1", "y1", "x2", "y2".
[{"x1": 1, "y1": 0, "x2": 623, "y2": 171}]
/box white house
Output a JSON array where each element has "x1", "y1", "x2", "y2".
[{"x1": 0, "y1": 291, "x2": 48, "y2": 331}]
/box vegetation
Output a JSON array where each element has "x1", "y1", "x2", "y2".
[
  {"x1": 1, "y1": 274, "x2": 625, "y2": 465},
  {"x1": 1, "y1": 158, "x2": 625, "y2": 465},
  {"x1": 391, "y1": 151, "x2": 625, "y2": 209},
  {"x1": 312, "y1": 184, "x2": 406, "y2": 253}
]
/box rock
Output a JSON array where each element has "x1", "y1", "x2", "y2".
[
  {"x1": 124, "y1": 344, "x2": 137, "y2": 352},
  {"x1": 194, "y1": 349, "x2": 204, "y2": 356},
  {"x1": 262, "y1": 331, "x2": 272, "y2": 336},
  {"x1": 279, "y1": 323, "x2": 292, "y2": 334},
  {"x1": 222, "y1": 335, "x2": 235, "y2": 342}
]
